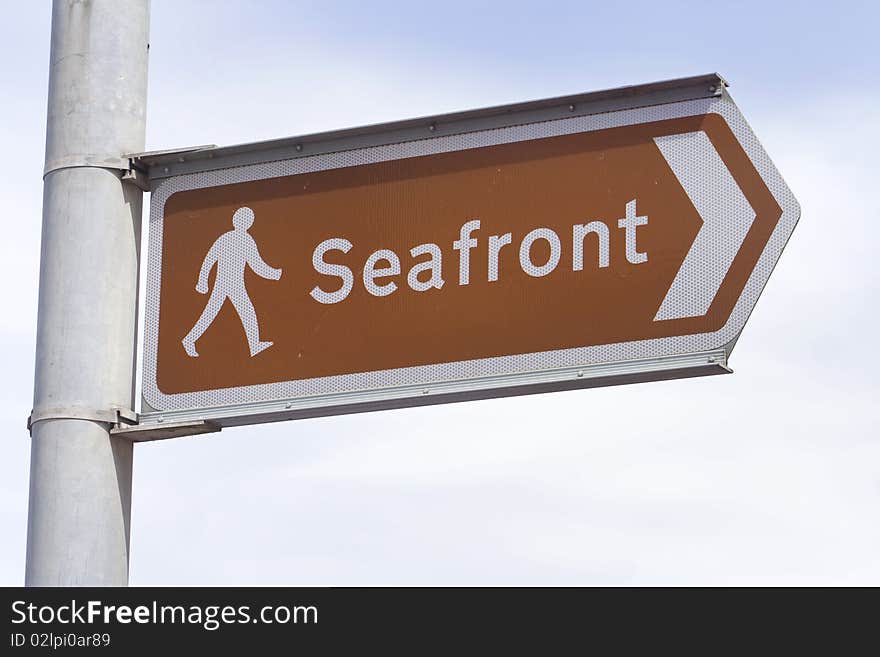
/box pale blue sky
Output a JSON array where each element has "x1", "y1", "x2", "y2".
[{"x1": 0, "y1": 1, "x2": 878, "y2": 585}]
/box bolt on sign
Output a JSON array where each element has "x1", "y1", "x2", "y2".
[{"x1": 135, "y1": 74, "x2": 799, "y2": 432}]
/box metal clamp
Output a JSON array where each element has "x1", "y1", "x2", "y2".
[
  {"x1": 27, "y1": 405, "x2": 138, "y2": 435},
  {"x1": 43, "y1": 155, "x2": 151, "y2": 191},
  {"x1": 121, "y1": 165, "x2": 150, "y2": 191},
  {"x1": 43, "y1": 155, "x2": 133, "y2": 178}
]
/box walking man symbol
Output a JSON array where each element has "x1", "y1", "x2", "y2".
[{"x1": 182, "y1": 206, "x2": 282, "y2": 358}]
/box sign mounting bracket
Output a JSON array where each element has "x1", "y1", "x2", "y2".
[{"x1": 110, "y1": 419, "x2": 222, "y2": 443}]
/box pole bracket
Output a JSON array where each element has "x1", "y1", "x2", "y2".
[
  {"x1": 27, "y1": 406, "x2": 220, "y2": 442},
  {"x1": 121, "y1": 164, "x2": 150, "y2": 191},
  {"x1": 110, "y1": 419, "x2": 222, "y2": 442},
  {"x1": 27, "y1": 405, "x2": 138, "y2": 435},
  {"x1": 42, "y1": 155, "x2": 151, "y2": 191},
  {"x1": 43, "y1": 155, "x2": 132, "y2": 178}
]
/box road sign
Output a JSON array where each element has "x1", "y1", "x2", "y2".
[{"x1": 134, "y1": 74, "x2": 798, "y2": 433}]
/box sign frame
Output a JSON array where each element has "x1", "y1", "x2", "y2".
[{"x1": 130, "y1": 73, "x2": 798, "y2": 437}]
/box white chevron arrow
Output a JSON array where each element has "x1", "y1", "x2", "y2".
[{"x1": 653, "y1": 130, "x2": 756, "y2": 321}]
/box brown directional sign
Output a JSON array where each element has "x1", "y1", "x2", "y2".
[{"x1": 138, "y1": 74, "x2": 799, "y2": 431}]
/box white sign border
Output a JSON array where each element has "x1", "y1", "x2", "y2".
[{"x1": 143, "y1": 93, "x2": 799, "y2": 414}]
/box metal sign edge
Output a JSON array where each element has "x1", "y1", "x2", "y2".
[
  {"x1": 138, "y1": 79, "x2": 799, "y2": 432},
  {"x1": 133, "y1": 73, "x2": 725, "y2": 183}
]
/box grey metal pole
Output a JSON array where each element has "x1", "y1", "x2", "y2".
[{"x1": 26, "y1": 0, "x2": 149, "y2": 586}]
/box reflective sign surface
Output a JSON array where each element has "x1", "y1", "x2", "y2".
[{"x1": 141, "y1": 77, "x2": 799, "y2": 426}]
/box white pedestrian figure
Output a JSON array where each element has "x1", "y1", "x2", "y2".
[{"x1": 182, "y1": 206, "x2": 282, "y2": 358}]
